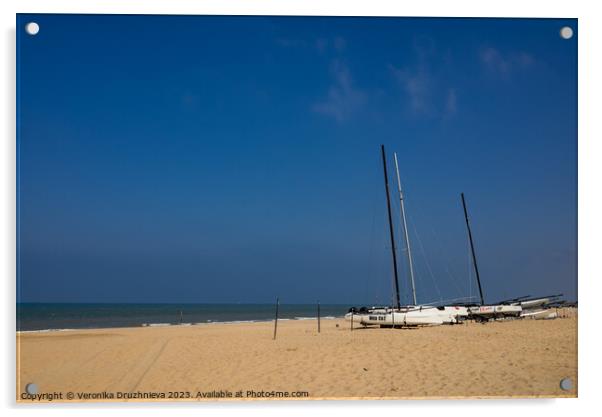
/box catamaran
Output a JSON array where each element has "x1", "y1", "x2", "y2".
[
  {"x1": 497, "y1": 294, "x2": 564, "y2": 319},
  {"x1": 458, "y1": 195, "x2": 567, "y2": 320},
  {"x1": 500, "y1": 294, "x2": 563, "y2": 310},
  {"x1": 345, "y1": 145, "x2": 570, "y2": 327},
  {"x1": 345, "y1": 145, "x2": 468, "y2": 327},
  {"x1": 456, "y1": 192, "x2": 523, "y2": 321}
]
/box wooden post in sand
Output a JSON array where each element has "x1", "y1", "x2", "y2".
[
  {"x1": 273, "y1": 297, "x2": 279, "y2": 340},
  {"x1": 317, "y1": 301, "x2": 321, "y2": 333},
  {"x1": 350, "y1": 312, "x2": 354, "y2": 331}
]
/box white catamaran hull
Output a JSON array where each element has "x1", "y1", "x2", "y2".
[
  {"x1": 344, "y1": 306, "x2": 469, "y2": 327},
  {"x1": 521, "y1": 309, "x2": 558, "y2": 320},
  {"x1": 468, "y1": 305, "x2": 522, "y2": 319},
  {"x1": 345, "y1": 311, "x2": 442, "y2": 326}
]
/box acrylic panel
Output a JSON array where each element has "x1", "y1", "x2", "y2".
[{"x1": 16, "y1": 14, "x2": 577, "y2": 402}]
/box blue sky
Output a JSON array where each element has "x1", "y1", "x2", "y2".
[{"x1": 17, "y1": 15, "x2": 577, "y2": 304}]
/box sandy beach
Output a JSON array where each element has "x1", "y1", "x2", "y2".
[{"x1": 17, "y1": 310, "x2": 577, "y2": 402}]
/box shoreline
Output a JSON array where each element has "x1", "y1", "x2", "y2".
[{"x1": 16, "y1": 316, "x2": 342, "y2": 334}]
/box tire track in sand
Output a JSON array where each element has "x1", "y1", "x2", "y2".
[{"x1": 105, "y1": 338, "x2": 170, "y2": 393}]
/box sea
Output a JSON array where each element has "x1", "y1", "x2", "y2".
[{"x1": 16, "y1": 303, "x2": 350, "y2": 332}]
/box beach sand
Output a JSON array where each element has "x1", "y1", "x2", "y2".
[{"x1": 17, "y1": 310, "x2": 577, "y2": 401}]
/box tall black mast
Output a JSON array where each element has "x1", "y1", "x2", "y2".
[
  {"x1": 381, "y1": 145, "x2": 401, "y2": 309},
  {"x1": 461, "y1": 193, "x2": 485, "y2": 306}
]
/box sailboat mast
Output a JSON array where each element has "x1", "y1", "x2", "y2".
[
  {"x1": 393, "y1": 153, "x2": 417, "y2": 306},
  {"x1": 381, "y1": 145, "x2": 401, "y2": 309},
  {"x1": 461, "y1": 193, "x2": 485, "y2": 306}
]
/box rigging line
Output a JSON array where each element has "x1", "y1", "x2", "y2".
[
  {"x1": 366, "y1": 154, "x2": 385, "y2": 306},
  {"x1": 372, "y1": 209, "x2": 386, "y2": 306},
  {"x1": 393, "y1": 171, "x2": 412, "y2": 305},
  {"x1": 365, "y1": 189, "x2": 378, "y2": 304},
  {"x1": 421, "y1": 295, "x2": 480, "y2": 306},
  {"x1": 396, "y1": 228, "x2": 410, "y2": 306},
  {"x1": 408, "y1": 213, "x2": 443, "y2": 303},
  {"x1": 385, "y1": 214, "x2": 394, "y2": 306},
  {"x1": 468, "y1": 233, "x2": 472, "y2": 301},
  {"x1": 384, "y1": 222, "x2": 396, "y2": 309},
  {"x1": 379, "y1": 210, "x2": 389, "y2": 306},
  {"x1": 427, "y1": 225, "x2": 467, "y2": 299}
]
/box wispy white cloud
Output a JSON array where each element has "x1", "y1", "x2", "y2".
[
  {"x1": 390, "y1": 63, "x2": 458, "y2": 118},
  {"x1": 389, "y1": 38, "x2": 459, "y2": 118},
  {"x1": 312, "y1": 59, "x2": 366, "y2": 123},
  {"x1": 480, "y1": 47, "x2": 535, "y2": 77},
  {"x1": 389, "y1": 64, "x2": 432, "y2": 114},
  {"x1": 278, "y1": 36, "x2": 363, "y2": 122}
]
